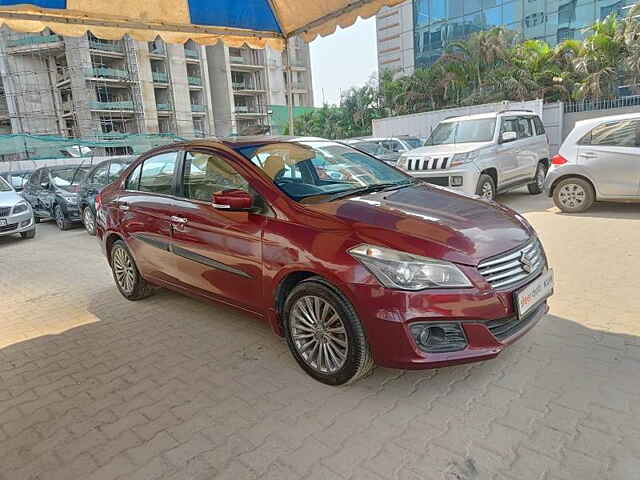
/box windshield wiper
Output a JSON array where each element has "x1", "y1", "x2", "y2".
[{"x1": 322, "y1": 180, "x2": 416, "y2": 202}]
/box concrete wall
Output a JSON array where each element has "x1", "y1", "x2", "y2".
[
  {"x1": 373, "y1": 100, "x2": 544, "y2": 139},
  {"x1": 541, "y1": 101, "x2": 563, "y2": 155}
]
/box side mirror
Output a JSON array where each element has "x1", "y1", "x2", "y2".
[
  {"x1": 501, "y1": 131, "x2": 517, "y2": 143},
  {"x1": 212, "y1": 189, "x2": 253, "y2": 211},
  {"x1": 40, "y1": 181, "x2": 50, "y2": 189}
]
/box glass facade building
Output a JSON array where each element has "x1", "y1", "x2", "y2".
[{"x1": 414, "y1": 0, "x2": 635, "y2": 68}]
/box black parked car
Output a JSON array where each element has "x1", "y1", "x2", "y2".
[
  {"x1": 78, "y1": 157, "x2": 134, "y2": 235},
  {"x1": 22, "y1": 165, "x2": 90, "y2": 230}
]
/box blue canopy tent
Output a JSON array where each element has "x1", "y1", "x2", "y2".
[{"x1": 0, "y1": 0, "x2": 404, "y2": 133}]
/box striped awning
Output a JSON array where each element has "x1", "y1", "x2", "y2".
[{"x1": 0, "y1": 0, "x2": 404, "y2": 49}]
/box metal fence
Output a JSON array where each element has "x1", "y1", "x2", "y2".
[{"x1": 564, "y1": 95, "x2": 640, "y2": 113}]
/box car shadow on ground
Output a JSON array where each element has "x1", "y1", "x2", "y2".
[{"x1": 0, "y1": 285, "x2": 637, "y2": 479}]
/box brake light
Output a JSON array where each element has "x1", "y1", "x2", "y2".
[
  {"x1": 95, "y1": 193, "x2": 102, "y2": 212},
  {"x1": 551, "y1": 154, "x2": 567, "y2": 165}
]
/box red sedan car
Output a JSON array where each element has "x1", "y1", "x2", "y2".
[{"x1": 96, "y1": 137, "x2": 553, "y2": 385}]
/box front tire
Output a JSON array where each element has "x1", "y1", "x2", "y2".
[
  {"x1": 283, "y1": 277, "x2": 374, "y2": 385},
  {"x1": 20, "y1": 228, "x2": 36, "y2": 239},
  {"x1": 476, "y1": 174, "x2": 496, "y2": 201},
  {"x1": 110, "y1": 240, "x2": 153, "y2": 301},
  {"x1": 553, "y1": 177, "x2": 595, "y2": 213},
  {"x1": 528, "y1": 162, "x2": 547, "y2": 195},
  {"x1": 54, "y1": 204, "x2": 71, "y2": 231},
  {"x1": 83, "y1": 207, "x2": 96, "y2": 236}
]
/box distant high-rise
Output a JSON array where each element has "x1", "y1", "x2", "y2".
[{"x1": 375, "y1": 1, "x2": 415, "y2": 77}]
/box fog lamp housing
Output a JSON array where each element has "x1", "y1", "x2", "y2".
[
  {"x1": 410, "y1": 322, "x2": 467, "y2": 353},
  {"x1": 450, "y1": 176, "x2": 464, "y2": 187}
]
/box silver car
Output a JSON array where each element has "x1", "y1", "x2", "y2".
[
  {"x1": 0, "y1": 175, "x2": 36, "y2": 239},
  {"x1": 545, "y1": 112, "x2": 640, "y2": 212}
]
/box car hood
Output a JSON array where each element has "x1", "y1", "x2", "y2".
[
  {"x1": 304, "y1": 183, "x2": 532, "y2": 266},
  {"x1": 407, "y1": 142, "x2": 492, "y2": 157},
  {"x1": 0, "y1": 190, "x2": 22, "y2": 208}
]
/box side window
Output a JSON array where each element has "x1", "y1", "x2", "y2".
[
  {"x1": 139, "y1": 152, "x2": 178, "y2": 195},
  {"x1": 533, "y1": 116, "x2": 546, "y2": 135},
  {"x1": 500, "y1": 117, "x2": 518, "y2": 135},
  {"x1": 91, "y1": 163, "x2": 110, "y2": 186},
  {"x1": 181, "y1": 151, "x2": 249, "y2": 202},
  {"x1": 126, "y1": 164, "x2": 142, "y2": 190},
  {"x1": 584, "y1": 120, "x2": 639, "y2": 148},
  {"x1": 108, "y1": 161, "x2": 128, "y2": 183},
  {"x1": 516, "y1": 117, "x2": 533, "y2": 139}
]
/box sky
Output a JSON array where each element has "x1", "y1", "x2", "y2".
[{"x1": 309, "y1": 17, "x2": 377, "y2": 107}]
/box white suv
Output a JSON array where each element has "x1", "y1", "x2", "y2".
[{"x1": 397, "y1": 110, "x2": 550, "y2": 200}]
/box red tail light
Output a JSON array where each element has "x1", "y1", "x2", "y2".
[
  {"x1": 95, "y1": 193, "x2": 102, "y2": 212},
  {"x1": 551, "y1": 154, "x2": 568, "y2": 165}
]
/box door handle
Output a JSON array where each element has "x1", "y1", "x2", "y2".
[
  {"x1": 119, "y1": 203, "x2": 130, "y2": 211},
  {"x1": 579, "y1": 152, "x2": 597, "y2": 158},
  {"x1": 170, "y1": 216, "x2": 187, "y2": 224}
]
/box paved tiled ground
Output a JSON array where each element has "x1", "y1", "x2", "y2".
[{"x1": 1, "y1": 191, "x2": 639, "y2": 480}]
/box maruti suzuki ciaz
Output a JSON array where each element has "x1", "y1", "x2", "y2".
[{"x1": 97, "y1": 137, "x2": 553, "y2": 385}]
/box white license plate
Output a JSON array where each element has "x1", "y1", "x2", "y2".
[
  {"x1": 515, "y1": 269, "x2": 554, "y2": 318},
  {"x1": 0, "y1": 219, "x2": 6, "y2": 226}
]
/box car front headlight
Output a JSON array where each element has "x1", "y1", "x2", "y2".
[
  {"x1": 12, "y1": 201, "x2": 30, "y2": 215},
  {"x1": 451, "y1": 150, "x2": 480, "y2": 167},
  {"x1": 397, "y1": 156, "x2": 409, "y2": 169},
  {"x1": 349, "y1": 244, "x2": 472, "y2": 290}
]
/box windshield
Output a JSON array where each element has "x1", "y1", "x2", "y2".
[
  {"x1": 352, "y1": 141, "x2": 391, "y2": 156},
  {"x1": 0, "y1": 176, "x2": 12, "y2": 192},
  {"x1": 426, "y1": 118, "x2": 496, "y2": 145},
  {"x1": 51, "y1": 167, "x2": 89, "y2": 188},
  {"x1": 236, "y1": 141, "x2": 411, "y2": 203},
  {"x1": 403, "y1": 137, "x2": 423, "y2": 149}
]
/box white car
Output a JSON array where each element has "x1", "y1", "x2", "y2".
[
  {"x1": 397, "y1": 110, "x2": 550, "y2": 200},
  {"x1": 0, "y1": 175, "x2": 36, "y2": 239},
  {"x1": 545, "y1": 112, "x2": 640, "y2": 212}
]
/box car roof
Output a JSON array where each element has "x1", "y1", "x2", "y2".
[{"x1": 441, "y1": 110, "x2": 537, "y2": 122}]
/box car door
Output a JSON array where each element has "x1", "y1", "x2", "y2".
[
  {"x1": 169, "y1": 149, "x2": 265, "y2": 312},
  {"x1": 514, "y1": 116, "x2": 538, "y2": 181},
  {"x1": 22, "y1": 169, "x2": 41, "y2": 212},
  {"x1": 495, "y1": 117, "x2": 520, "y2": 185},
  {"x1": 578, "y1": 119, "x2": 640, "y2": 196},
  {"x1": 39, "y1": 168, "x2": 57, "y2": 216},
  {"x1": 82, "y1": 162, "x2": 110, "y2": 215},
  {"x1": 117, "y1": 151, "x2": 181, "y2": 284}
]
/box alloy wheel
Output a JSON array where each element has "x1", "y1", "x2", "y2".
[
  {"x1": 481, "y1": 181, "x2": 494, "y2": 200},
  {"x1": 83, "y1": 208, "x2": 95, "y2": 233},
  {"x1": 290, "y1": 295, "x2": 348, "y2": 374},
  {"x1": 112, "y1": 246, "x2": 136, "y2": 294},
  {"x1": 558, "y1": 183, "x2": 585, "y2": 209},
  {"x1": 55, "y1": 206, "x2": 65, "y2": 229}
]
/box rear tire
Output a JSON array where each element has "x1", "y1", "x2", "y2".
[
  {"x1": 553, "y1": 177, "x2": 595, "y2": 213},
  {"x1": 20, "y1": 228, "x2": 36, "y2": 239},
  {"x1": 283, "y1": 277, "x2": 374, "y2": 385},
  {"x1": 54, "y1": 204, "x2": 71, "y2": 231},
  {"x1": 528, "y1": 162, "x2": 547, "y2": 195},
  {"x1": 110, "y1": 240, "x2": 154, "y2": 301},
  {"x1": 83, "y1": 207, "x2": 96, "y2": 236},
  {"x1": 476, "y1": 174, "x2": 496, "y2": 201}
]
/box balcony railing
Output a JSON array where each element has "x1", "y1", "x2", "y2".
[
  {"x1": 149, "y1": 46, "x2": 166, "y2": 56},
  {"x1": 7, "y1": 34, "x2": 62, "y2": 48},
  {"x1": 289, "y1": 82, "x2": 307, "y2": 90},
  {"x1": 152, "y1": 71, "x2": 169, "y2": 83},
  {"x1": 235, "y1": 105, "x2": 265, "y2": 114},
  {"x1": 229, "y1": 55, "x2": 245, "y2": 64},
  {"x1": 89, "y1": 100, "x2": 135, "y2": 111},
  {"x1": 188, "y1": 76, "x2": 202, "y2": 86},
  {"x1": 89, "y1": 40, "x2": 124, "y2": 53},
  {"x1": 232, "y1": 82, "x2": 246, "y2": 90},
  {"x1": 184, "y1": 48, "x2": 199, "y2": 59},
  {"x1": 156, "y1": 103, "x2": 172, "y2": 111},
  {"x1": 191, "y1": 104, "x2": 206, "y2": 112},
  {"x1": 88, "y1": 67, "x2": 129, "y2": 80}
]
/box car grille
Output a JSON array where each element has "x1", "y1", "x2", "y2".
[
  {"x1": 486, "y1": 302, "x2": 546, "y2": 341},
  {"x1": 422, "y1": 176, "x2": 449, "y2": 187},
  {"x1": 478, "y1": 238, "x2": 545, "y2": 289},
  {"x1": 0, "y1": 206, "x2": 10, "y2": 217},
  {"x1": 0, "y1": 223, "x2": 17, "y2": 233},
  {"x1": 406, "y1": 156, "x2": 450, "y2": 171}
]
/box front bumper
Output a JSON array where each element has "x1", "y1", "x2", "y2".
[
  {"x1": 347, "y1": 278, "x2": 548, "y2": 370},
  {"x1": 543, "y1": 165, "x2": 563, "y2": 197},
  {"x1": 403, "y1": 166, "x2": 480, "y2": 196},
  {"x1": 0, "y1": 210, "x2": 35, "y2": 236}
]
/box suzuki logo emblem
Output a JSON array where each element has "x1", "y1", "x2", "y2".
[{"x1": 520, "y1": 251, "x2": 534, "y2": 273}]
